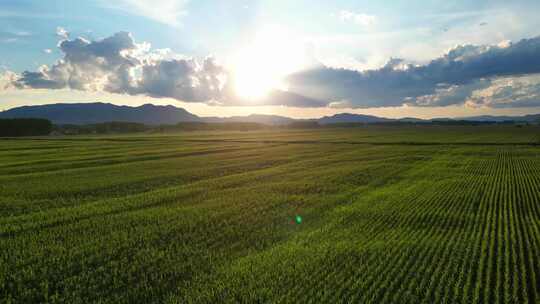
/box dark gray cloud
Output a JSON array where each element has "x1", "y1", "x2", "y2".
[
  {"x1": 132, "y1": 57, "x2": 227, "y2": 102},
  {"x1": 16, "y1": 71, "x2": 65, "y2": 89},
  {"x1": 287, "y1": 36, "x2": 540, "y2": 108}
]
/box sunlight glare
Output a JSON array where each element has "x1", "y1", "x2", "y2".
[{"x1": 233, "y1": 26, "x2": 306, "y2": 100}]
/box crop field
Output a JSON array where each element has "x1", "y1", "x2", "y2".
[{"x1": 1, "y1": 125, "x2": 540, "y2": 303}]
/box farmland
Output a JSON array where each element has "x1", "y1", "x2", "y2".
[{"x1": 1, "y1": 125, "x2": 540, "y2": 303}]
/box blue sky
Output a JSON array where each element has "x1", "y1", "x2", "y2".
[{"x1": 1, "y1": 0, "x2": 540, "y2": 118}]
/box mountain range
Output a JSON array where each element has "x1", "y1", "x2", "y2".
[{"x1": 0, "y1": 102, "x2": 539, "y2": 125}]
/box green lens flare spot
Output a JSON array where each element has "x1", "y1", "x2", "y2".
[{"x1": 295, "y1": 215, "x2": 303, "y2": 224}]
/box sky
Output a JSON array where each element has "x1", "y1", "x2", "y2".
[{"x1": 1, "y1": 0, "x2": 540, "y2": 118}]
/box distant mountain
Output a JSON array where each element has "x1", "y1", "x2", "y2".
[
  {"x1": 202, "y1": 114, "x2": 296, "y2": 125},
  {"x1": 318, "y1": 113, "x2": 393, "y2": 124},
  {"x1": 522, "y1": 114, "x2": 540, "y2": 122},
  {"x1": 1, "y1": 102, "x2": 539, "y2": 126},
  {"x1": 0, "y1": 103, "x2": 200, "y2": 125},
  {"x1": 397, "y1": 117, "x2": 426, "y2": 123},
  {"x1": 316, "y1": 112, "x2": 540, "y2": 124},
  {"x1": 457, "y1": 115, "x2": 519, "y2": 122},
  {"x1": 458, "y1": 114, "x2": 540, "y2": 122},
  {"x1": 430, "y1": 118, "x2": 456, "y2": 122},
  {"x1": 0, "y1": 103, "x2": 300, "y2": 126}
]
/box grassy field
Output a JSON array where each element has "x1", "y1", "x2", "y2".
[{"x1": 1, "y1": 125, "x2": 540, "y2": 303}]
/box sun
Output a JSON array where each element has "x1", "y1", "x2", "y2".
[
  {"x1": 234, "y1": 56, "x2": 277, "y2": 99},
  {"x1": 232, "y1": 26, "x2": 307, "y2": 100}
]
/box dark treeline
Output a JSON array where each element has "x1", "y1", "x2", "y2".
[
  {"x1": 286, "y1": 121, "x2": 321, "y2": 129},
  {"x1": 163, "y1": 122, "x2": 267, "y2": 132},
  {"x1": 55, "y1": 122, "x2": 148, "y2": 135},
  {"x1": 54, "y1": 121, "x2": 322, "y2": 134},
  {"x1": 324, "y1": 120, "x2": 528, "y2": 128},
  {"x1": 1, "y1": 119, "x2": 533, "y2": 137},
  {"x1": 0, "y1": 118, "x2": 53, "y2": 137},
  {"x1": 53, "y1": 122, "x2": 271, "y2": 135}
]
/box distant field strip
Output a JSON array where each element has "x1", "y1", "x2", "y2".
[
  {"x1": 182, "y1": 138, "x2": 540, "y2": 146},
  {"x1": 1, "y1": 127, "x2": 539, "y2": 303}
]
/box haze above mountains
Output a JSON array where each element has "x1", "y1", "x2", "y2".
[{"x1": 1, "y1": 103, "x2": 539, "y2": 125}]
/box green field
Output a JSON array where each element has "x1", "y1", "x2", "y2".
[{"x1": 1, "y1": 125, "x2": 540, "y2": 303}]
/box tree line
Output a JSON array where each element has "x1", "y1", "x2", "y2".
[{"x1": 0, "y1": 118, "x2": 53, "y2": 137}]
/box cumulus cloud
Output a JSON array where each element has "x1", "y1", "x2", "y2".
[
  {"x1": 410, "y1": 80, "x2": 491, "y2": 107},
  {"x1": 467, "y1": 75, "x2": 540, "y2": 108},
  {"x1": 131, "y1": 56, "x2": 228, "y2": 102},
  {"x1": 8, "y1": 30, "x2": 540, "y2": 109},
  {"x1": 56, "y1": 27, "x2": 69, "y2": 39},
  {"x1": 328, "y1": 99, "x2": 353, "y2": 109},
  {"x1": 287, "y1": 36, "x2": 540, "y2": 108},
  {"x1": 15, "y1": 32, "x2": 139, "y2": 91},
  {"x1": 0, "y1": 71, "x2": 18, "y2": 90},
  {"x1": 13, "y1": 32, "x2": 226, "y2": 102},
  {"x1": 9, "y1": 31, "x2": 322, "y2": 107}
]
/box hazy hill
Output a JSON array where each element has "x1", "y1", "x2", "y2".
[
  {"x1": 459, "y1": 114, "x2": 540, "y2": 122},
  {"x1": 1, "y1": 102, "x2": 539, "y2": 126},
  {"x1": 202, "y1": 114, "x2": 296, "y2": 125},
  {"x1": 318, "y1": 113, "x2": 393, "y2": 124},
  {"x1": 0, "y1": 103, "x2": 201, "y2": 125}
]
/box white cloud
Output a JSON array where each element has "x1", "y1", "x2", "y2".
[
  {"x1": 12, "y1": 32, "x2": 231, "y2": 103},
  {"x1": 0, "y1": 38, "x2": 18, "y2": 43},
  {"x1": 318, "y1": 6, "x2": 539, "y2": 74},
  {"x1": 102, "y1": 0, "x2": 189, "y2": 27},
  {"x1": 412, "y1": 80, "x2": 491, "y2": 107},
  {"x1": 9, "y1": 31, "x2": 540, "y2": 109},
  {"x1": 12, "y1": 31, "x2": 31, "y2": 37},
  {"x1": 328, "y1": 99, "x2": 353, "y2": 109},
  {"x1": 56, "y1": 27, "x2": 69, "y2": 39},
  {"x1": 497, "y1": 40, "x2": 512, "y2": 48},
  {"x1": 8, "y1": 31, "x2": 326, "y2": 108},
  {"x1": 338, "y1": 10, "x2": 376, "y2": 27},
  {"x1": 317, "y1": 55, "x2": 375, "y2": 72},
  {"x1": 467, "y1": 75, "x2": 540, "y2": 108},
  {"x1": 0, "y1": 70, "x2": 18, "y2": 90},
  {"x1": 43, "y1": 49, "x2": 52, "y2": 54},
  {"x1": 0, "y1": 30, "x2": 32, "y2": 44}
]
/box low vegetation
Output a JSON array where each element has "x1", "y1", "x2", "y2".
[
  {"x1": 4, "y1": 119, "x2": 531, "y2": 136},
  {"x1": 1, "y1": 126, "x2": 539, "y2": 303},
  {"x1": 0, "y1": 118, "x2": 52, "y2": 137}
]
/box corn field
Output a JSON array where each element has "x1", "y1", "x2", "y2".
[{"x1": 1, "y1": 126, "x2": 539, "y2": 303}]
